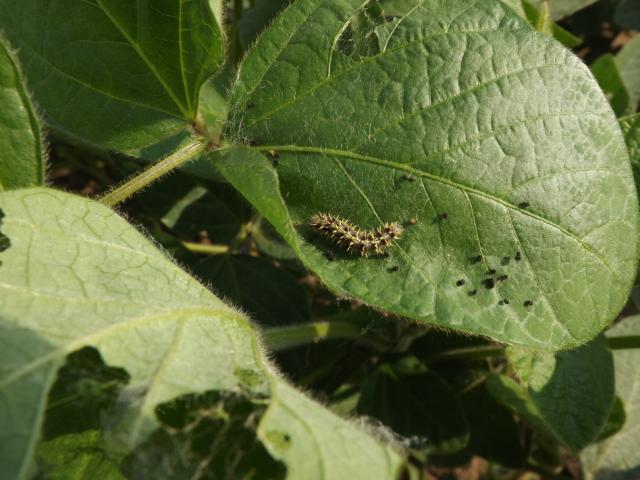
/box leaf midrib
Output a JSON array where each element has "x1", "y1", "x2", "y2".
[
  {"x1": 252, "y1": 144, "x2": 621, "y2": 284},
  {"x1": 96, "y1": 0, "x2": 192, "y2": 118},
  {"x1": 0, "y1": 306, "x2": 236, "y2": 389}
]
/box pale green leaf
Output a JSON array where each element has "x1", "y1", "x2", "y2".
[
  {"x1": 217, "y1": 0, "x2": 638, "y2": 350},
  {"x1": 581, "y1": 316, "x2": 640, "y2": 480},
  {"x1": 503, "y1": 336, "x2": 615, "y2": 452},
  {"x1": 620, "y1": 114, "x2": 640, "y2": 189},
  {"x1": 0, "y1": 36, "x2": 44, "y2": 190},
  {"x1": 591, "y1": 54, "x2": 631, "y2": 117},
  {"x1": 617, "y1": 35, "x2": 640, "y2": 115},
  {"x1": 527, "y1": 0, "x2": 597, "y2": 20},
  {"x1": 0, "y1": 188, "x2": 404, "y2": 479},
  {"x1": 0, "y1": 0, "x2": 223, "y2": 150}
]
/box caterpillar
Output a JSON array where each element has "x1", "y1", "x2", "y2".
[{"x1": 309, "y1": 213, "x2": 403, "y2": 257}]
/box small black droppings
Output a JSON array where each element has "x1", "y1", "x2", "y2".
[
  {"x1": 501, "y1": 256, "x2": 510, "y2": 266},
  {"x1": 518, "y1": 202, "x2": 531, "y2": 209},
  {"x1": 324, "y1": 251, "x2": 336, "y2": 261},
  {"x1": 524, "y1": 300, "x2": 534, "y2": 307},
  {"x1": 456, "y1": 279, "x2": 466, "y2": 286},
  {"x1": 246, "y1": 101, "x2": 255, "y2": 109},
  {"x1": 515, "y1": 251, "x2": 522, "y2": 261},
  {"x1": 504, "y1": 298, "x2": 510, "y2": 305},
  {"x1": 272, "y1": 158, "x2": 280, "y2": 167},
  {"x1": 482, "y1": 278, "x2": 495, "y2": 289},
  {"x1": 388, "y1": 265, "x2": 400, "y2": 273},
  {"x1": 249, "y1": 139, "x2": 257, "y2": 146},
  {"x1": 471, "y1": 255, "x2": 483, "y2": 264},
  {"x1": 498, "y1": 300, "x2": 505, "y2": 306},
  {"x1": 438, "y1": 212, "x2": 449, "y2": 221},
  {"x1": 486, "y1": 269, "x2": 496, "y2": 276},
  {"x1": 385, "y1": 15, "x2": 395, "y2": 22},
  {"x1": 402, "y1": 174, "x2": 416, "y2": 182},
  {"x1": 496, "y1": 274, "x2": 508, "y2": 282},
  {"x1": 468, "y1": 289, "x2": 477, "y2": 296}
]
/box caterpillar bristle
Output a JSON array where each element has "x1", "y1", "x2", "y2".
[{"x1": 309, "y1": 213, "x2": 403, "y2": 257}]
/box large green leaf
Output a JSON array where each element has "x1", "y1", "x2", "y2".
[
  {"x1": 496, "y1": 337, "x2": 615, "y2": 452},
  {"x1": 581, "y1": 316, "x2": 640, "y2": 480},
  {"x1": 0, "y1": 36, "x2": 44, "y2": 190},
  {"x1": 620, "y1": 114, "x2": 640, "y2": 189},
  {"x1": 617, "y1": 36, "x2": 640, "y2": 115},
  {"x1": 0, "y1": 188, "x2": 404, "y2": 479},
  {"x1": 0, "y1": 0, "x2": 223, "y2": 150},
  {"x1": 217, "y1": 0, "x2": 638, "y2": 350}
]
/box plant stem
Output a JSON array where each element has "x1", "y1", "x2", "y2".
[
  {"x1": 262, "y1": 321, "x2": 367, "y2": 351},
  {"x1": 181, "y1": 242, "x2": 229, "y2": 255},
  {"x1": 607, "y1": 335, "x2": 640, "y2": 350},
  {"x1": 428, "y1": 345, "x2": 506, "y2": 363},
  {"x1": 100, "y1": 137, "x2": 209, "y2": 207}
]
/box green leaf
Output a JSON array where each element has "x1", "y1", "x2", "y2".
[
  {"x1": 594, "y1": 396, "x2": 626, "y2": 443},
  {"x1": 0, "y1": 36, "x2": 45, "y2": 190},
  {"x1": 581, "y1": 316, "x2": 640, "y2": 480},
  {"x1": 521, "y1": 0, "x2": 582, "y2": 47},
  {"x1": 357, "y1": 365, "x2": 469, "y2": 455},
  {"x1": 615, "y1": 0, "x2": 640, "y2": 31},
  {"x1": 487, "y1": 336, "x2": 614, "y2": 452},
  {"x1": 252, "y1": 217, "x2": 298, "y2": 260},
  {"x1": 37, "y1": 431, "x2": 125, "y2": 480},
  {"x1": 193, "y1": 254, "x2": 311, "y2": 327},
  {"x1": 220, "y1": 0, "x2": 638, "y2": 350},
  {"x1": 527, "y1": 0, "x2": 597, "y2": 20},
  {"x1": 0, "y1": 0, "x2": 223, "y2": 150},
  {"x1": 239, "y1": 0, "x2": 292, "y2": 49},
  {"x1": 620, "y1": 114, "x2": 640, "y2": 190},
  {"x1": 0, "y1": 188, "x2": 405, "y2": 479},
  {"x1": 617, "y1": 35, "x2": 640, "y2": 115},
  {"x1": 123, "y1": 390, "x2": 287, "y2": 479},
  {"x1": 591, "y1": 54, "x2": 631, "y2": 117}
]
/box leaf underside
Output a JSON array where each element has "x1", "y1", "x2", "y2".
[{"x1": 0, "y1": 188, "x2": 404, "y2": 479}]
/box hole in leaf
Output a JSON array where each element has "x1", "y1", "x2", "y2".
[{"x1": 123, "y1": 390, "x2": 286, "y2": 479}]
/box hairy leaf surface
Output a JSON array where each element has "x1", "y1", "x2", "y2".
[
  {"x1": 218, "y1": 0, "x2": 638, "y2": 350},
  {"x1": 0, "y1": 37, "x2": 44, "y2": 190},
  {"x1": 0, "y1": 188, "x2": 404, "y2": 479}
]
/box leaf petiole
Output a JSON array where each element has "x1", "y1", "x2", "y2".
[{"x1": 100, "y1": 137, "x2": 209, "y2": 207}]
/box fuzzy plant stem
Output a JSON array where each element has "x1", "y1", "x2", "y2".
[{"x1": 100, "y1": 137, "x2": 209, "y2": 207}]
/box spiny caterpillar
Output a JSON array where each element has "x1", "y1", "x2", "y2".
[{"x1": 309, "y1": 213, "x2": 403, "y2": 257}]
